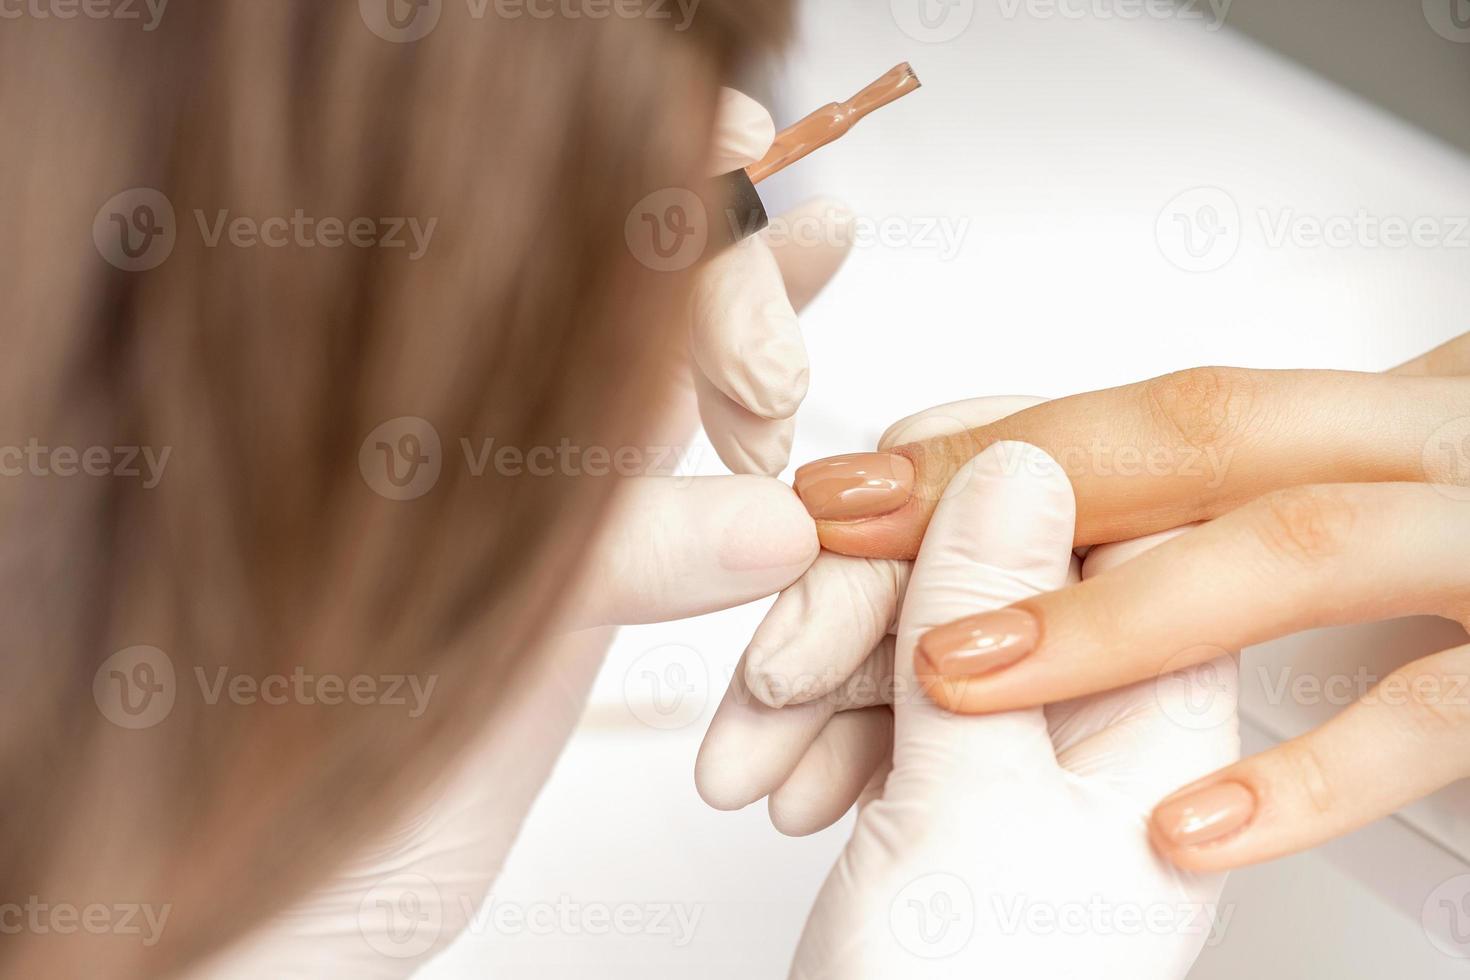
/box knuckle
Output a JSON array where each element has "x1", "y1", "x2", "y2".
[
  {"x1": 1383, "y1": 664, "x2": 1470, "y2": 741},
  {"x1": 1269, "y1": 741, "x2": 1338, "y2": 818},
  {"x1": 1142, "y1": 366, "x2": 1261, "y2": 453},
  {"x1": 1250, "y1": 485, "x2": 1360, "y2": 568}
]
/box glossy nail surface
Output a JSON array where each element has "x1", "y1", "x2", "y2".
[
  {"x1": 1153, "y1": 782, "x2": 1255, "y2": 847},
  {"x1": 917, "y1": 607, "x2": 1039, "y2": 678},
  {"x1": 793, "y1": 452, "x2": 914, "y2": 522}
]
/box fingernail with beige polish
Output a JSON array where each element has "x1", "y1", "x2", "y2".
[
  {"x1": 793, "y1": 452, "x2": 914, "y2": 522},
  {"x1": 917, "y1": 607, "x2": 1039, "y2": 678},
  {"x1": 1153, "y1": 782, "x2": 1255, "y2": 848}
]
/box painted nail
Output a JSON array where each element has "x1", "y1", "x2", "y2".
[
  {"x1": 793, "y1": 452, "x2": 914, "y2": 522},
  {"x1": 1153, "y1": 782, "x2": 1255, "y2": 847},
  {"x1": 917, "y1": 607, "x2": 1039, "y2": 678}
]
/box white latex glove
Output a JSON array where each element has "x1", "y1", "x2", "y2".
[
  {"x1": 196, "y1": 89, "x2": 849, "y2": 979},
  {"x1": 697, "y1": 397, "x2": 1043, "y2": 833},
  {"x1": 787, "y1": 443, "x2": 1240, "y2": 980},
  {"x1": 688, "y1": 90, "x2": 854, "y2": 475}
]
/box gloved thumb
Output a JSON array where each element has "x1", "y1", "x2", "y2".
[
  {"x1": 570, "y1": 475, "x2": 817, "y2": 629},
  {"x1": 888, "y1": 443, "x2": 1077, "y2": 793}
]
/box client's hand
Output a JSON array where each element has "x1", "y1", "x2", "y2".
[
  {"x1": 791, "y1": 333, "x2": 1470, "y2": 874},
  {"x1": 787, "y1": 443, "x2": 1238, "y2": 980}
]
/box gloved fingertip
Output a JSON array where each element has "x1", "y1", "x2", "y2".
[
  {"x1": 693, "y1": 749, "x2": 764, "y2": 812},
  {"x1": 711, "y1": 88, "x2": 776, "y2": 173},
  {"x1": 768, "y1": 789, "x2": 836, "y2": 838}
]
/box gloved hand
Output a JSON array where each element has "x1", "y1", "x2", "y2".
[
  {"x1": 195, "y1": 88, "x2": 849, "y2": 978},
  {"x1": 785, "y1": 443, "x2": 1240, "y2": 980},
  {"x1": 684, "y1": 89, "x2": 854, "y2": 475},
  {"x1": 697, "y1": 396, "x2": 1043, "y2": 833}
]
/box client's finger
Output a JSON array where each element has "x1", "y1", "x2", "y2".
[
  {"x1": 572, "y1": 475, "x2": 817, "y2": 628},
  {"x1": 1150, "y1": 642, "x2": 1470, "y2": 872},
  {"x1": 916, "y1": 482, "x2": 1469, "y2": 714},
  {"x1": 796, "y1": 368, "x2": 1468, "y2": 558},
  {"x1": 1389, "y1": 329, "x2": 1470, "y2": 377}
]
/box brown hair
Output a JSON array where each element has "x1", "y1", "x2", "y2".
[{"x1": 0, "y1": 3, "x2": 789, "y2": 976}]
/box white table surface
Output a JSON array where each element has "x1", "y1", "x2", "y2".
[{"x1": 425, "y1": 2, "x2": 1470, "y2": 976}]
